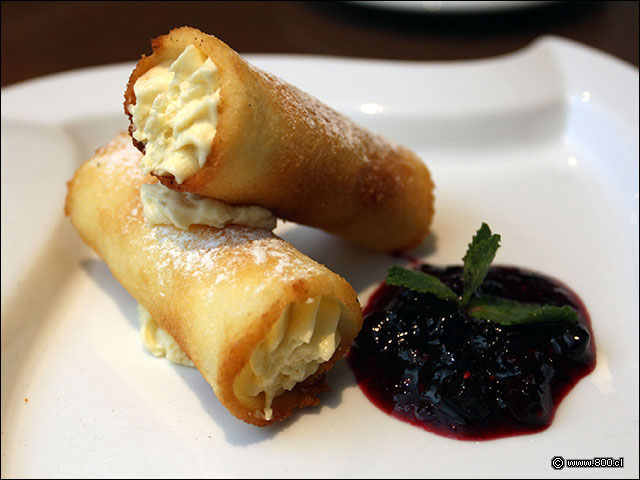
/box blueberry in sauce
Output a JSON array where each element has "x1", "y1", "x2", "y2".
[{"x1": 348, "y1": 265, "x2": 596, "y2": 440}]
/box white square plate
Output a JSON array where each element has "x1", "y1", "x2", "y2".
[{"x1": 1, "y1": 36, "x2": 638, "y2": 478}]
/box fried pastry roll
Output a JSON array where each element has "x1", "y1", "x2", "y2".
[
  {"x1": 124, "y1": 26, "x2": 434, "y2": 251},
  {"x1": 65, "y1": 132, "x2": 362, "y2": 426}
]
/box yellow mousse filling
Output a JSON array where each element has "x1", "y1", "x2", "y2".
[
  {"x1": 137, "y1": 297, "x2": 343, "y2": 422},
  {"x1": 137, "y1": 304, "x2": 194, "y2": 367},
  {"x1": 140, "y1": 183, "x2": 276, "y2": 230},
  {"x1": 233, "y1": 296, "x2": 343, "y2": 421},
  {"x1": 129, "y1": 44, "x2": 220, "y2": 183}
]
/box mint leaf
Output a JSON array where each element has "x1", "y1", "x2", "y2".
[
  {"x1": 385, "y1": 223, "x2": 580, "y2": 328},
  {"x1": 386, "y1": 266, "x2": 458, "y2": 302},
  {"x1": 467, "y1": 295, "x2": 579, "y2": 326},
  {"x1": 461, "y1": 223, "x2": 501, "y2": 307}
]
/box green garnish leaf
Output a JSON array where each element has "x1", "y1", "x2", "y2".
[
  {"x1": 385, "y1": 223, "x2": 580, "y2": 328},
  {"x1": 386, "y1": 266, "x2": 458, "y2": 302},
  {"x1": 467, "y1": 295, "x2": 579, "y2": 326},
  {"x1": 461, "y1": 223, "x2": 501, "y2": 307}
]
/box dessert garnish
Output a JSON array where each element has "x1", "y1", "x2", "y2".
[
  {"x1": 349, "y1": 223, "x2": 595, "y2": 440},
  {"x1": 386, "y1": 223, "x2": 579, "y2": 327}
]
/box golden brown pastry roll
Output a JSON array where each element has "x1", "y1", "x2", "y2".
[
  {"x1": 124, "y1": 26, "x2": 434, "y2": 252},
  {"x1": 65, "y1": 132, "x2": 362, "y2": 426}
]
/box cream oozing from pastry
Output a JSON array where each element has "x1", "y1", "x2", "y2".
[
  {"x1": 138, "y1": 304, "x2": 194, "y2": 367},
  {"x1": 141, "y1": 183, "x2": 276, "y2": 230},
  {"x1": 233, "y1": 296, "x2": 343, "y2": 421},
  {"x1": 139, "y1": 295, "x2": 343, "y2": 422},
  {"x1": 129, "y1": 44, "x2": 220, "y2": 183}
]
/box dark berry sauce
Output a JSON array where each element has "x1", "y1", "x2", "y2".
[{"x1": 348, "y1": 265, "x2": 596, "y2": 441}]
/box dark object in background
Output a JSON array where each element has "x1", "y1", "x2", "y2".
[{"x1": 1, "y1": 1, "x2": 637, "y2": 87}]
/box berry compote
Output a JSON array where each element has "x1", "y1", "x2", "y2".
[{"x1": 348, "y1": 265, "x2": 596, "y2": 440}]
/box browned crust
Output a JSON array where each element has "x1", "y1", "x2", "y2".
[
  {"x1": 124, "y1": 27, "x2": 435, "y2": 252},
  {"x1": 65, "y1": 132, "x2": 363, "y2": 426}
]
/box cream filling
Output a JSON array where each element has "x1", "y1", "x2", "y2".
[
  {"x1": 137, "y1": 304, "x2": 194, "y2": 367},
  {"x1": 233, "y1": 296, "x2": 343, "y2": 421},
  {"x1": 139, "y1": 297, "x2": 343, "y2": 423},
  {"x1": 129, "y1": 44, "x2": 220, "y2": 183},
  {"x1": 141, "y1": 183, "x2": 276, "y2": 230}
]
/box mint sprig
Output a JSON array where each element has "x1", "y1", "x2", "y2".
[
  {"x1": 386, "y1": 266, "x2": 458, "y2": 302},
  {"x1": 461, "y1": 223, "x2": 501, "y2": 307},
  {"x1": 384, "y1": 223, "x2": 579, "y2": 327},
  {"x1": 467, "y1": 296, "x2": 579, "y2": 326}
]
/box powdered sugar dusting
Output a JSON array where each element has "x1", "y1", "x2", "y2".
[
  {"x1": 91, "y1": 132, "x2": 146, "y2": 181},
  {"x1": 94, "y1": 131, "x2": 327, "y2": 294},
  {"x1": 142, "y1": 224, "x2": 324, "y2": 287}
]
